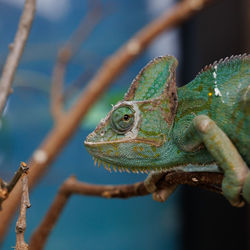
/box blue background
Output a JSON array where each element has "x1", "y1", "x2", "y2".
[{"x1": 0, "y1": 0, "x2": 181, "y2": 249}]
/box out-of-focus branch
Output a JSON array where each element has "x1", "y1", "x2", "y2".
[
  {"x1": 0, "y1": 0, "x2": 36, "y2": 116},
  {"x1": 29, "y1": 171, "x2": 223, "y2": 250},
  {"x1": 0, "y1": 0, "x2": 218, "y2": 242},
  {"x1": 15, "y1": 168, "x2": 30, "y2": 250},
  {"x1": 50, "y1": 1, "x2": 103, "y2": 123},
  {"x1": 0, "y1": 162, "x2": 29, "y2": 210},
  {"x1": 62, "y1": 68, "x2": 94, "y2": 103}
]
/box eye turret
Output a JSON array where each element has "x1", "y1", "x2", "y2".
[{"x1": 111, "y1": 105, "x2": 135, "y2": 134}]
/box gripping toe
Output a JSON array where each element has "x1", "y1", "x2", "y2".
[{"x1": 242, "y1": 171, "x2": 250, "y2": 203}]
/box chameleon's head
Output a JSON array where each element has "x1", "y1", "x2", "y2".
[{"x1": 84, "y1": 56, "x2": 178, "y2": 173}]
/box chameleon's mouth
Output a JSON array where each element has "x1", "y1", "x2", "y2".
[
  {"x1": 84, "y1": 139, "x2": 148, "y2": 173},
  {"x1": 85, "y1": 140, "x2": 157, "y2": 174},
  {"x1": 90, "y1": 155, "x2": 153, "y2": 174}
]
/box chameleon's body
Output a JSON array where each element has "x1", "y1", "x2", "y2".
[{"x1": 85, "y1": 54, "x2": 250, "y2": 206}]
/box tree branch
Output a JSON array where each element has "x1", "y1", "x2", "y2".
[
  {"x1": 50, "y1": 0, "x2": 103, "y2": 123},
  {"x1": 0, "y1": 0, "x2": 36, "y2": 116},
  {"x1": 15, "y1": 167, "x2": 30, "y2": 250},
  {"x1": 0, "y1": 0, "x2": 218, "y2": 242},
  {"x1": 29, "y1": 171, "x2": 223, "y2": 250},
  {"x1": 0, "y1": 162, "x2": 29, "y2": 210}
]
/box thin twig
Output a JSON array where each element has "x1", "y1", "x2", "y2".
[
  {"x1": 15, "y1": 167, "x2": 30, "y2": 250},
  {"x1": 0, "y1": 0, "x2": 218, "y2": 242},
  {"x1": 50, "y1": 0, "x2": 103, "y2": 122},
  {"x1": 29, "y1": 171, "x2": 223, "y2": 250},
  {"x1": 0, "y1": 162, "x2": 29, "y2": 210},
  {"x1": 0, "y1": 178, "x2": 8, "y2": 210},
  {"x1": 0, "y1": 0, "x2": 36, "y2": 116}
]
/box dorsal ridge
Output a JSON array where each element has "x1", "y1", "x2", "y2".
[{"x1": 197, "y1": 53, "x2": 249, "y2": 76}]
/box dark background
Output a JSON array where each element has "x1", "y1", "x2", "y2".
[{"x1": 181, "y1": 0, "x2": 249, "y2": 249}]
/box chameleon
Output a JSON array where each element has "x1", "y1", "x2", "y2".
[{"x1": 84, "y1": 54, "x2": 250, "y2": 207}]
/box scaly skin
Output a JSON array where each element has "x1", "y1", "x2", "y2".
[{"x1": 84, "y1": 55, "x2": 250, "y2": 206}]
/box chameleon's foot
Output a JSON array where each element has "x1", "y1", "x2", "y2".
[
  {"x1": 144, "y1": 171, "x2": 177, "y2": 202},
  {"x1": 242, "y1": 171, "x2": 250, "y2": 203},
  {"x1": 144, "y1": 171, "x2": 165, "y2": 193},
  {"x1": 180, "y1": 115, "x2": 249, "y2": 207},
  {"x1": 152, "y1": 185, "x2": 178, "y2": 202},
  {"x1": 222, "y1": 176, "x2": 245, "y2": 207}
]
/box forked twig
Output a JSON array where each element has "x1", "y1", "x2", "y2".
[{"x1": 0, "y1": 162, "x2": 29, "y2": 210}]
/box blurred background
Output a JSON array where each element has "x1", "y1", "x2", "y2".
[{"x1": 0, "y1": 0, "x2": 249, "y2": 249}]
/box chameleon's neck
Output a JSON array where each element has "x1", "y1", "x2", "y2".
[{"x1": 154, "y1": 86, "x2": 215, "y2": 170}]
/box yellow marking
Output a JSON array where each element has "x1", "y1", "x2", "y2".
[
  {"x1": 117, "y1": 166, "x2": 122, "y2": 173},
  {"x1": 113, "y1": 166, "x2": 117, "y2": 172},
  {"x1": 151, "y1": 146, "x2": 156, "y2": 152},
  {"x1": 154, "y1": 153, "x2": 160, "y2": 158},
  {"x1": 208, "y1": 92, "x2": 212, "y2": 96},
  {"x1": 106, "y1": 150, "x2": 113, "y2": 156},
  {"x1": 133, "y1": 146, "x2": 148, "y2": 158}
]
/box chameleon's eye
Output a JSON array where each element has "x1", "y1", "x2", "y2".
[{"x1": 111, "y1": 105, "x2": 135, "y2": 134}]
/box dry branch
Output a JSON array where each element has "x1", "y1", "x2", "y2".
[
  {"x1": 0, "y1": 0, "x2": 36, "y2": 115},
  {"x1": 50, "y1": 1, "x2": 103, "y2": 122},
  {"x1": 0, "y1": 0, "x2": 218, "y2": 242},
  {"x1": 29, "y1": 171, "x2": 223, "y2": 250},
  {"x1": 15, "y1": 168, "x2": 30, "y2": 250},
  {"x1": 0, "y1": 162, "x2": 29, "y2": 210}
]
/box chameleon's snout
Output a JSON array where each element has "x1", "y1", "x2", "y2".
[
  {"x1": 84, "y1": 131, "x2": 96, "y2": 145},
  {"x1": 84, "y1": 132, "x2": 104, "y2": 161},
  {"x1": 84, "y1": 131, "x2": 101, "y2": 150}
]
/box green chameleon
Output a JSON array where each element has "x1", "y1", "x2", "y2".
[{"x1": 84, "y1": 54, "x2": 250, "y2": 207}]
